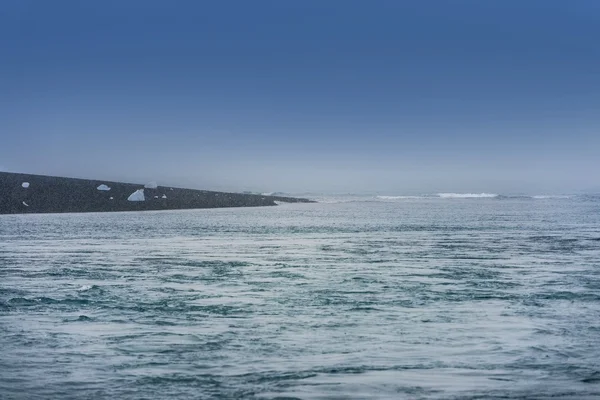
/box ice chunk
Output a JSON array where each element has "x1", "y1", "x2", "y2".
[
  {"x1": 161, "y1": 194, "x2": 167, "y2": 199},
  {"x1": 127, "y1": 189, "x2": 145, "y2": 201},
  {"x1": 154, "y1": 195, "x2": 158, "y2": 199},
  {"x1": 109, "y1": 197, "x2": 114, "y2": 200},
  {"x1": 22, "y1": 201, "x2": 29, "y2": 207},
  {"x1": 145, "y1": 181, "x2": 158, "y2": 189},
  {"x1": 22, "y1": 182, "x2": 29, "y2": 188},
  {"x1": 97, "y1": 184, "x2": 111, "y2": 191}
]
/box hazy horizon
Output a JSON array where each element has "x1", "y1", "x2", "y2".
[{"x1": 2, "y1": 1, "x2": 599, "y2": 194}]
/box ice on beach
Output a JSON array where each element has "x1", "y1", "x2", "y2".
[
  {"x1": 145, "y1": 181, "x2": 158, "y2": 189},
  {"x1": 97, "y1": 184, "x2": 111, "y2": 191},
  {"x1": 22, "y1": 201, "x2": 29, "y2": 207},
  {"x1": 127, "y1": 189, "x2": 145, "y2": 201},
  {"x1": 22, "y1": 182, "x2": 29, "y2": 188},
  {"x1": 162, "y1": 194, "x2": 167, "y2": 199}
]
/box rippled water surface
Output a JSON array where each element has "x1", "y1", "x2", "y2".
[{"x1": 1, "y1": 197, "x2": 600, "y2": 399}]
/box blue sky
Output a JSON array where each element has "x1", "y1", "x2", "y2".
[{"x1": 2, "y1": 0, "x2": 599, "y2": 193}]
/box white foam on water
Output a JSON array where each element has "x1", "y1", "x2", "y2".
[
  {"x1": 77, "y1": 285, "x2": 93, "y2": 291},
  {"x1": 127, "y1": 189, "x2": 145, "y2": 201},
  {"x1": 97, "y1": 184, "x2": 111, "y2": 191},
  {"x1": 376, "y1": 195, "x2": 423, "y2": 200},
  {"x1": 532, "y1": 195, "x2": 571, "y2": 199},
  {"x1": 22, "y1": 182, "x2": 29, "y2": 188},
  {"x1": 438, "y1": 193, "x2": 498, "y2": 198}
]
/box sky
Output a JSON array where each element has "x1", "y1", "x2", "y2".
[{"x1": 2, "y1": 0, "x2": 599, "y2": 194}]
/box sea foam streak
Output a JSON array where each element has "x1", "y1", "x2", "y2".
[{"x1": 437, "y1": 193, "x2": 498, "y2": 198}]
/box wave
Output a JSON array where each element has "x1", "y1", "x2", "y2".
[
  {"x1": 316, "y1": 198, "x2": 380, "y2": 204},
  {"x1": 531, "y1": 195, "x2": 571, "y2": 199},
  {"x1": 313, "y1": 193, "x2": 577, "y2": 203},
  {"x1": 376, "y1": 195, "x2": 423, "y2": 200},
  {"x1": 261, "y1": 192, "x2": 288, "y2": 197},
  {"x1": 437, "y1": 193, "x2": 498, "y2": 198}
]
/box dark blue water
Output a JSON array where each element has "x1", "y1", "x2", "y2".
[{"x1": 1, "y1": 196, "x2": 600, "y2": 399}]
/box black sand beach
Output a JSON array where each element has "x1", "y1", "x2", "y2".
[{"x1": 0, "y1": 172, "x2": 312, "y2": 214}]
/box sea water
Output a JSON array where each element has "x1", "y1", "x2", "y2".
[{"x1": 1, "y1": 195, "x2": 599, "y2": 399}]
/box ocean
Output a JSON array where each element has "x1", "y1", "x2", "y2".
[{"x1": 1, "y1": 194, "x2": 599, "y2": 399}]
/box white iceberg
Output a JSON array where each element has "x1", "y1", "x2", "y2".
[
  {"x1": 127, "y1": 189, "x2": 145, "y2": 201},
  {"x1": 145, "y1": 181, "x2": 158, "y2": 189},
  {"x1": 97, "y1": 184, "x2": 111, "y2": 191},
  {"x1": 22, "y1": 201, "x2": 29, "y2": 207},
  {"x1": 22, "y1": 182, "x2": 29, "y2": 188},
  {"x1": 162, "y1": 194, "x2": 167, "y2": 199}
]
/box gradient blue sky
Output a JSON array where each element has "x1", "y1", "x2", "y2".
[{"x1": 2, "y1": 0, "x2": 599, "y2": 193}]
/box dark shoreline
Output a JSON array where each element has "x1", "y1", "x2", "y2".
[{"x1": 0, "y1": 172, "x2": 313, "y2": 215}]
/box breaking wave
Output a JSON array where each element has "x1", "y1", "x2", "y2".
[
  {"x1": 376, "y1": 195, "x2": 423, "y2": 200},
  {"x1": 313, "y1": 193, "x2": 577, "y2": 203},
  {"x1": 437, "y1": 193, "x2": 498, "y2": 198},
  {"x1": 532, "y1": 195, "x2": 572, "y2": 199}
]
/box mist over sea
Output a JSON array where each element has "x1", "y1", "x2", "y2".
[{"x1": 1, "y1": 194, "x2": 599, "y2": 399}]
